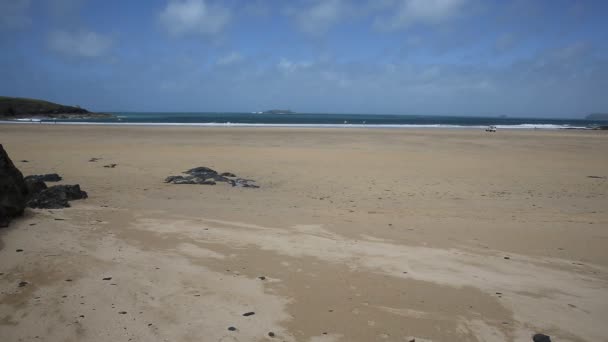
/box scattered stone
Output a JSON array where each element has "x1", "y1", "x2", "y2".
[
  {"x1": 587, "y1": 175, "x2": 606, "y2": 179},
  {"x1": 268, "y1": 332, "x2": 275, "y2": 337},
  {"x1": 27, "y1": 184, "x2": 88, "y2": 209},
  {"x1": 24, "y1": 173, "x2": 62, "y2": 182},
  {"x1": 165, "y1": 166, "x2": 259, "y2": 188},
  {"x1": 21, "y1": 160, "x2": 29, "y2": 162},
  {"x1": 228, "y1": 326, "x2": 237, "y2": 331},
  {"x1": 103, "y1": 277, "x2": 112, "y2": 281},
  {"x1": 65, "y1": 279, "x2": 72, "y2": 282},
  {"x1": 532, "y1": 333, "x2": 551, "y2": 342},
  {"x1": 118, "y1": 311, "x2": 127, "y2": 314},
  {"x1": 16, "y1": 249, "x2": 23, "y2": 252},
  {"x1": 103, "y1": 164, "x2": 117, "y2": 168},
  {"x1": 89, "y1": 158, "x2": 101, "y2": 162},
  {"x1": 18, "y1": 281, "x2": 28, "y2": 287},
  {"x1": 258, "y1": 276, "x2": 266, "y2": 280},
  {"x1": 0, "y1": 144, "x2": 28, "y2": 228},
  {"x1": 503, "y1": 256, "x2": 510, "y2": 260},
  {"x1": 242, "y1": 311, "x2": 255, "y2": 317}
]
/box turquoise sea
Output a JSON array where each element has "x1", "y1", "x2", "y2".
[{"x1": 11, "y1": 112, "x2": 606, "y2": 129}]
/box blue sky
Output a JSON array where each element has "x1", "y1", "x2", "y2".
[{"x1": 1, "y1": 0, "x2": 607, "y2": 117}]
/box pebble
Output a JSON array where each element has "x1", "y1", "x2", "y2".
[
  {"x1": 258, "y1": 276, "x2": 266, "y2": 280},
  {"x1": 268, "y1": 332, "x2": 275, "y2": 337},
  {"x1": 102, "y1": 277, "x2": 112, "y2": 280},
  {"x1": 16, "y1": 249, "x2": 23, "y2": 252},
  {"x1": 503, "y1": 256, "x2": 510, "y2": 260},
  {"x1": 243, "y1": 312, "x2": 255, "y2": 317},
  {"x1": 228, "y1": 326, "x2": 237, "y2": 331},
  {"x1": 118, "y1": 311, "x2": 127, "y2": 315},
  {"x1": 18, "y1": 281, "x2": 28, "y2": 287}
]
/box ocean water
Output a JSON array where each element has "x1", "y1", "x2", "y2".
[{"x1": 11, "y1": 112, "x2": 606, "y2": 129}]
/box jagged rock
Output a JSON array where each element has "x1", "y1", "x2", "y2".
[
  {"x1": 27, "y1": 184, "x2": 88, "y2": 209},
  {"x1": 24, "y1": 173, "x2": 62, "y2": 182},
  {"x1": 24, "y1": 177, "x2": 47, "y2": 197},
  {"x1": 165, "y1": 167, "x2": 258, "y2": 188},
  {"x1": 0, "y1": 144, "x2": 28, "y2": 227}
]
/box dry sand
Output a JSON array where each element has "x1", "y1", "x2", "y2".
[{"x1": 1, "y1": 125, "x2": 607, "y2": 342}]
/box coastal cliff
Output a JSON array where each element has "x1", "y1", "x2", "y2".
[{"x1": 0, "y1": 96, "x2": 113, "y2": 119}]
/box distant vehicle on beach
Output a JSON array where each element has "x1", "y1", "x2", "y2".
[{"x1": 485, "y1": 125, "x2": 497, "y2": 132}]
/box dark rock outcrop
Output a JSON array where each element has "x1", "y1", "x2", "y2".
[
  {"x1": 27, "y1": 185, "x2": 88, "y2": 209},
  {"x1": 165, "y1": 167, "x2": 259, "y2": 188},
  {"x1": 0, "y1": 144, "x2": 28, "y2": 227},
  {"x1": 24, "y1": 173, "x2": 62, "y2": 182}
]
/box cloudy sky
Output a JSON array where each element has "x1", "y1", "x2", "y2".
[{"x1": 1, "y1": 0, "x2": 607, "y2": 117}]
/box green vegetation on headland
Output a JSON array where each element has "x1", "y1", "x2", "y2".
[
  {"x1": 262, "y1": 109, "x2": 295, "y2": 114},
  {"x1": 0, "y1": 96, "x2": 113, "y2": 119},
  {"x1": 586, "y1": 113, "x2": 608, "y2": 121}
]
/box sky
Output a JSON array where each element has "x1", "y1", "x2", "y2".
[{"x1": 1, "y1": 0, "x2": 607, "y2": 117}]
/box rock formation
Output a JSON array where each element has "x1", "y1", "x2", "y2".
[
  {"x1": 0, "y1": 144, "x2": 28, "y2": 227},
  {"x1": 1, "y1": 144, "x2": 89, "y2": 226},
  {"x1": 165, "y1": 167, "x2": 259, "y2": 188}
]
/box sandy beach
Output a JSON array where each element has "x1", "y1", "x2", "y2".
[{"x1": 1, "y1": 125, "x2": 607, "y2": 342}]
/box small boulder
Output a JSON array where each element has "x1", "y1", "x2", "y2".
[{"x1": 532, "y1": 334, "x2": 551, "y2": 342}]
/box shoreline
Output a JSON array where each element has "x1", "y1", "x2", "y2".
[{"x1": 0, "y1": 120, "x2": 599, "y2": 130}]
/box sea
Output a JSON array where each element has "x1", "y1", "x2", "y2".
[{"x1": 8, "y1": 112, "x2": 606, "y2": 129}]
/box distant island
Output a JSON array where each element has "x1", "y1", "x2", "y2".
[
  {"x1": 261, "y1": 109, "x2": 295, "y2": 115},
  {"x1": 586, "y1": 113, "x2": 608, "y2": 121},
  {"x1": 0, "y1": 96, "x2": 113, "y2": 120}
]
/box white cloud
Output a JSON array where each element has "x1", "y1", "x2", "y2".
[
  {"x1": 0, "y1": 0, "x2": 31, "y2": 29},
  {"x1": 160, "y1": 0, "x2": 231, "y2": 36},
  {"x1": 216, "y1": 52, "x2": 243, "y2": 66},
  {"x1": 277, "y1": 58, "x2": 312, "y2": 74},
  {"x1": 378, "y1": 0, "x2": 468, "y2": 30},
  {"x1": 48, "y1": 30, "x2": 112, "y2": 58},
  {"x1": 291, "y1": 0, "x2": 348, "y2": 35}
]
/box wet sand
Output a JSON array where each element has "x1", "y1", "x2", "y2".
[{"x1": 1, "y1": 125, "x2": 607, "y2": 341}]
